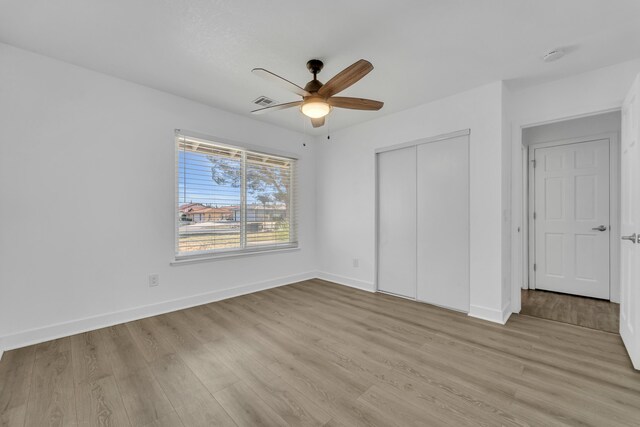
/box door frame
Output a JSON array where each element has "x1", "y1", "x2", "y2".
[
  {"x1": 525, "y1": 132, "x2": 620, "y2": 301},
  {"x1": 512, "y1": 103, "x2": 624, "y2": 314}
]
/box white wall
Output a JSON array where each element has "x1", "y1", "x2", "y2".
[
  {"x1": 509, "y1": 59, "x2": 640, "y2": 311},
  {"x1": 511, "y1": 59, "x2": 640, "y2": 127},
  {"x1": 522, "y1": 111, "x2": 621, "y2": 145},
  {"x1": 501, "y1": 84, "x2": 514, "y2": 316},
  {"x1": 0, "y1": 43, "x2": 317, "y2": 351},
  {"x1": 316, "y1": 81, "x2": 511, "y2": 323}
]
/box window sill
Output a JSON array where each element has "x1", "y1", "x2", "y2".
[{"x1": 170, "y1": 245, "x2": 300, "y2": 266}]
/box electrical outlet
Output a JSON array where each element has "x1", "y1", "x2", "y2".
[
  {"x1": 353, "y1": 258, "x2": 359, "y2": 268},
  {"x1": 148, "y1": 274, "x2": 160, "y2": 287}
]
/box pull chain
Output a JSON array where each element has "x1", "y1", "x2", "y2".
[{"x1": 302, "y1": 114, "x2": 308, "y2": 147}]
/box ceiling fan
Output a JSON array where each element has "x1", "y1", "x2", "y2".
[{"x1": 251, "y1": 59, "x2": 383, "y2": 128}]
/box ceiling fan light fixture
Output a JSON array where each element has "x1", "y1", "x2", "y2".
[{"x1": 301, "y1": 100, "x2": 332, "y2": 118}]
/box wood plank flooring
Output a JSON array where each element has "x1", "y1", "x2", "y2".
[
  {"x1": 1, "y1": 279, "x2": 639, "y2": 426},
  {"x1": 521, "y1": 289, "x2": 620, "y2": 333}
]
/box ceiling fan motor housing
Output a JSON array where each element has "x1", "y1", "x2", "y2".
[{"x1": 304, "y1": 79, "x2": 323, "y2": 93}]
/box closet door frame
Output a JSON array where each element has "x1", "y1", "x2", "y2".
[{"x1": 375, "y1": 129, "x2": 471, "y2": 300}]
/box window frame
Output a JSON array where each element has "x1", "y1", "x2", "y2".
[{"x1": 174, "y1": 129, "x2": 298, "y2": 262}]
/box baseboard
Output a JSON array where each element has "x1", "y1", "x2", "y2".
[
  {"x1": 0, "y1": 271, "x2": 316, "y2": 352},
  {"x1": 502, "y1": 302, "x2": 512, "y2": 324},
  {"x1": 323, "y1": 275, "x2": 512, "y2": 324},
  {"x1": 468, "y1": 302, "x2": 511, "y2": 325},
  {"x1": 315, "y1": 271, "x2": 376, "y2": 293}
]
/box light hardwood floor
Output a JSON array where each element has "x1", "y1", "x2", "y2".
[
  {"x1": 1, "y1": 279, "x2": 639, "y2": 426},
  {"x1": 521, "y1": 289, "x2": 620, "y2": 333}
]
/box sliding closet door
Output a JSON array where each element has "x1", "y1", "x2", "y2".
[
  {"x1": 416, "y1": 135, "x2": 469, "y2": 311},
  {"x1": 377, "y1": 146, "x2": 417, "y2": 298}
]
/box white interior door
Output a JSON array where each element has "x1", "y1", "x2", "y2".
[
  {"x1": 416, "y1": 135, "x2": 469, "y2": 312},
  {"x1": 377, "y1": 146, "x2": 417, "y2": 298},
  {"x1": 620, "y1": 74, "x2": 640, "y2": 370},
  {"x1": 533, "y1": 139, "x2": 610, "y2": 299}
]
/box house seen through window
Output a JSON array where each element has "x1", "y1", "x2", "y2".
[{"x1": 176, "y1": 133, "x2": 297, "y2": 257}]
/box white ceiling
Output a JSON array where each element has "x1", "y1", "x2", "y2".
[{"x1": 1, "y1": 0, "x2": 640, "y2": 134}]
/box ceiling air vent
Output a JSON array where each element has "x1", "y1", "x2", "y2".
[{"x1": 253, "y1": 96, "x2": 276, "y2": 107}]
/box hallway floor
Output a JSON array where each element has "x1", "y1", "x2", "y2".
[{"x1": 521, "y1": 289, "x2": 619, "y2": 333}]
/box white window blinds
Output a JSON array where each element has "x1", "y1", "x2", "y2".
[{"x1": 176, "y1": 132, "x2": 298, "y2": 258}]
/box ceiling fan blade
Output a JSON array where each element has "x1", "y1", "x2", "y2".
[
  {"x1": 328, "y1": 97, "x2": 384, "y2": 110},
  {"x1": 251, "y1": 101, "x2": 302, "y2": 114},
  {"x1": 311, "y1": 117, "x2": 325, "y2": 128},
  {"x1": 317, "y1": 59, "x2": 374, "y2": 98},
  {"x1": 252, "y1": 68, "x2": 310, "y2": 97}
]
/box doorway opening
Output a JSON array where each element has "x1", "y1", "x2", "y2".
[{"x1": 522, "y1": 111, "x2": 621, "y2": 333}]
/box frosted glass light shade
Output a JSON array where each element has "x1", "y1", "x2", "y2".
[{"x1": 301, "y1": 101, "x2": 331, "y2": 118}]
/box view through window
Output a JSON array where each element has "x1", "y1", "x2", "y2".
[{"x1": 176, "y1": 134, "x2": 297, "y2": 257}]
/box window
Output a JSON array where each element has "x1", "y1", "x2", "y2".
[{"x1": 176, "y1": 132, "x2": 297, "y2": 259}]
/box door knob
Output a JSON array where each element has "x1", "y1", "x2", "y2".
[
  {"x1": 621, "y1": 233, "x2": 638, "y2": 244},
  {"x1": 592, "y1": 225, "x2": 607, "y2": 231}
]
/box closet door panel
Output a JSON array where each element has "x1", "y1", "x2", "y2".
[
  {"x1": 377, "y1": 146, "x2": 417, "y2": 298},
  {"x1": 416, "y1": 136, "x2": 469, "y2": 311}
]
